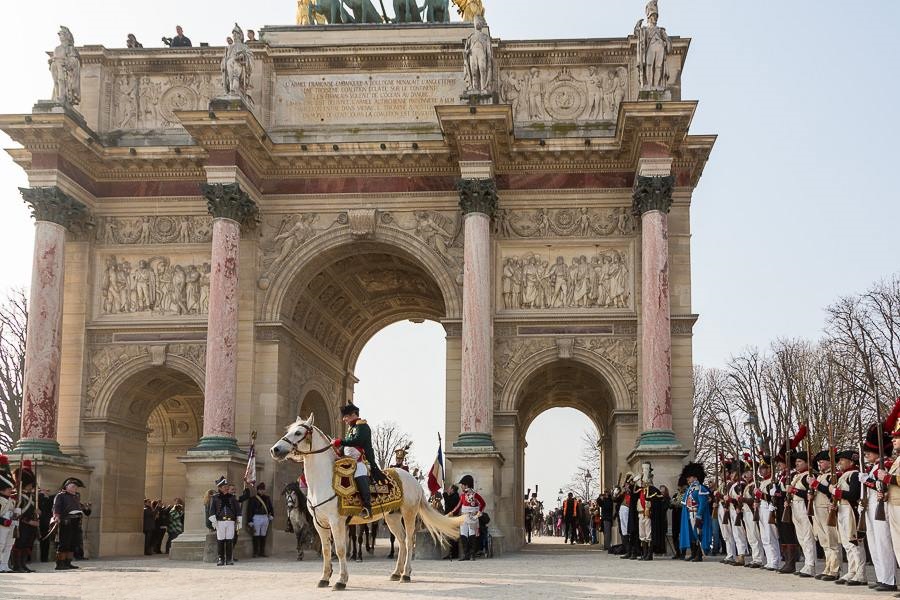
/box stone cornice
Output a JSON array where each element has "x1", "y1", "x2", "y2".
[
  {"x1": 457, "y1": 178, "x2": 498, "y2": 216},
  {"x1": 19, "y1": 186, "x2": 91, "y2": 229},
  {"x1": 200, "y1": 182, "x2": 259, "y2": 225},
  {"x1": 632, "y1": 175, "x2": 675, "y2": 216}
]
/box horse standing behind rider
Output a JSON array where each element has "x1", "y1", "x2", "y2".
[{"x1": 270, "y1": 410, "x2": 464, "y2": 590}]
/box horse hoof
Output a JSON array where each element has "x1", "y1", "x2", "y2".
[
  {"x1": 333, "y1": 582, "x2": 347, "y2": 591},
  {"x1": 389, "y1": 574, "x2": 401, "y2": 581},
  {"x1": 317, "y1": 580, "x2": 330, "y2": 588},
  {"x1": 401, "y1": 576, "x2": 411, "y2": 583}
]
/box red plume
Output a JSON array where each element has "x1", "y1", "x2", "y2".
[
  {"x1": 742, "y1": 452, "x2": 750, "y2": 460},
  {"x1": 884, "y1": 397, "x2": 900, "y2": 433},
  {"x1": 790, "y1": 425, "x2": 807, "y2": 450}
]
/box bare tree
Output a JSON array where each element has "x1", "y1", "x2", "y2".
[
  {"x1": 370, "y1": 421, "x2": 412, "y2": 471},
  {"x1": 0, "y1": 288, "x2": 26, "y2": 452},
  {"x1": 563, "y1": 428, "x2": 601, "y2": 501}
]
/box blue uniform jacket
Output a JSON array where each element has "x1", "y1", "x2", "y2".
[{"x1": 679, "y1": 481, "x2": 712, "y2": 552}]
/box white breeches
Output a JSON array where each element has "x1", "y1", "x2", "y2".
[
  {"x1": 741, "y1": 507, "x2": 764, "y2": 565},
  {"x1": 0, "y1": 525, "x2": 13, "y2": 571},
  {"x1": 729, "y1": 504, "x2": 748, "y2": 555},
  {"x1": 791, "y1": 499, "x2": 816, "y2": 575},
  {"x1": 887, "y1": 503, "x2": 900, "y2": 575},
  {"x1": 344, "y1": 448, "x2": 369, "y2": 477},
  {"x1": 811, "y1": 504, "x2": 841, "y2": 576},
  {"x1": 251, "y1": 514, "x2": 270, "y2": 537},
  {"x1": 215, "y1": 520, "x2": 236, "y2": 542},
  {"x1": 837, "y1": 503, "x2": 865, "y2": 582},
  {"x1": 638, "y1": 513, "x2": 652, "y2": 542},
  {"x1": 618, "y1": 505, "x2": 629, "y2": 536},
  {"x1": 866, "y1": 490, "x2": 895, "y2": 585},
  {"x1": 718, "y1": 503, "x2": 736, "y2": 559},
  {"x1": 460, "y1": 506, "x2": 479, "y2": 537},
  {"x1": 758, "y1": 501, "x2": 781, "y2": 568}
]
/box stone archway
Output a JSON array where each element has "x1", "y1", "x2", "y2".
[
  {"x1": 81, "y1": 362, "x2": 203, "y2": 557},
  {"x1": 502, "y1": 355, "x2": 630, "y2": 550},
  {"x1": 298, "y1": 388, "x2": 334, "y2": 437}
]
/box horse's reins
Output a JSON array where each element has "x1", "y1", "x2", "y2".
[{"x1": 281, "y1": 423, "x2": 338, "y2": 529}]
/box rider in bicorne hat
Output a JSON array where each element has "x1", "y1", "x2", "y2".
[{"x1": 331, "y1": 403, "x2": 386, "y2": 519}]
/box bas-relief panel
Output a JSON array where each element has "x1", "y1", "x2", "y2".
[
  {"x1": 496, "y1": 242, "x2": 634, "y2": 313},
  {"x1": 499, "y1": 66, "x2": 629, "y2": 123},
  {"x1": 94, "y1": 252, "x2": 212, "y2": 319},
  {"x1": 493, "y1": 207, "x2": 634, "y2": 239},
  {"x1": 107, "y1": 73, "x2": 222, "y2": 131},
  {"x1": 96, "y1": 216, "x2": 212, "y2": 245},
  {"x1": 273, "y1": 73, "x2": 464, "y2": 126}
]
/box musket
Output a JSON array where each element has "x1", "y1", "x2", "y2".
[
  {"x1": 826, "y1": 423, "x2": 839, "y2": 528},
  {"x1": 12, "y1": 452, "x2": 23, "y2": 538},
  {"x1": 377, "y1": 0, "x2": 390, "y2": 22},
  {"x1": 875, "y1": 381, "x2": 888, "y2": 521},
  {"x1": 805, "y1": 411, "x2": 815, "y2": 521},
  {"x1": 733, "y1": 458, "x2": 744, "y2": 528},
  {"x1": 856, "y1": 414, "x2": 868, "y2": 538},
  {"x1": 752, "y1": 447, "x2": 760, "y2": 523}
]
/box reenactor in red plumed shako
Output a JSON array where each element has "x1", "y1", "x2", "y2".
[{"x1": 11, "y1": 461, "x2": 39, "y2": 572}]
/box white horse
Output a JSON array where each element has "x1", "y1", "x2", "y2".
[{"x1": 270, "y1": 415, "x2": 463, "y2": 590}]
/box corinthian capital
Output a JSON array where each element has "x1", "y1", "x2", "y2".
[
  {"x1": 19, "y1": 187, "x2": 90, "y2": 230},
  {"x1": 457, "y1": 178, "x2": 498, "y2": 217},
  {"x1": 201, "y1": 182, "x2": 259, "y2": 226},
  {"x1": 631, "y1": 175, "x2": 675, "y2": 216}
]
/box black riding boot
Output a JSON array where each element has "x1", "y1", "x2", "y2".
[
  {"x1": 355, "y1": 476, "x2": 373, "y2": 518},
  {"x1": 620, "y1": 535, "x2": 631, "y2": 559},
  {"x1": 258, "y1": 535, "x2": 267, "y2": 558},
  {"x1": 459, "y1": 536, "x2": 470, "y2": 561},
  {"x1": 216, "y1": 541, "x2": 225, "y2": 566},
  {"x1": 225, "y1": 539, "x2": 234, "y2": 565}
]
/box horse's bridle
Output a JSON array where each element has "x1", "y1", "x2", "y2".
[{"x1": 279, "y1": 423, "x2": 335, "y2": 457}]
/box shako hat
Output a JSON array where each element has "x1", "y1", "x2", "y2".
[
  {"x1": 340, "y1": 403, "x2": 360, "y2": 417},
  {"x1": 458, "y1": 474, "x2": 474, "y2": 488},
  {"x1": 680, "y1": 462, "x2": 706, "y2": 484},
  {"x1": 0, "y1": 454, "x2": 12, "y2": 491},
  {"x1": 13, "y1": 460, "x2": 36, "y2": 488},
  {"x1": 215, "y1": 475, "x2": 229, "y2": 488},
  {"x1": 886, "y1": 397, "x2": 900, "y2": 438}
]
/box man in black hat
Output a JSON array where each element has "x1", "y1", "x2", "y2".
[
  {"x1": 209, "y1": 476, "x2": 242, "y2": 566},
  {"x1": 0, "y1": 455, "x2": 14, "y2": 573},
  {"x1": 825, "y1": 450, "x2": 865, "y2": 586},
  {"x1": 247, "y1": 482, "x2": 275, "y2": 558},
  {"x1": 808, "y1": 449, "x2": 840, "y2": 581},
  {"x1": 788, "y1": 451, "x2": 816, "y2": 577},
  {"x1": 11, "y1": 463, "x2": 39, "y2": 572},
  {"x1": 52, "y1": 477, "x2": 86, "y2": 570},
  {"x1": 449, "y1": 474, "x2": 485, "y2": 561},
  {"x1": 331, "y1": 403, "x2": 384, "y2": 519}
]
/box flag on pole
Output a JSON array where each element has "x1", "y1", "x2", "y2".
[
  {"x1": 427, "y1": 433, "x2": 444, "y2": 496},
  {"x1": 244, "y1": 431, "x2": 257, "y2": 485}
]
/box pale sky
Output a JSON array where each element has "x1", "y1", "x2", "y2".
[{"x1": 1, "y1": 1, "x2": 898, "y2": 508}]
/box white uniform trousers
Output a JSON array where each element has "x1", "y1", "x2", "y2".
[
  {"x1": 638, "y1": 513, "x2": 652, "y2": 542},
  {"x1": 837, "y1": 503, "x2": 866, "y2": 583},
  {"x1": 729, "y1": 504, "x2": 749, "y2": 555},
  {"x1": 718, "y1": 503, "x2": 736, "y2": 560},
  {"x1": 251, "y1": 514, "x2": 270, "y2": 537},
  {"x1": 866, "y1": 489, "x2": 895, "y2": 585},
  {"x1": 758, "y1": 501, "x2": 782, "y2": 568},
  {"x1": 215, "y1": 519, "x2": 236, "y2": 542},
  {"x1": 618, "y1": 504, "x2": 629, "y2": 536},
  {"x1": 811, "y1": 505, "x2": 841, "y2": 577},
  {"x1": 887, "y1": 502, "x2": 900, "y2": 576},
  {"x1": 791, "y1": 498, "x2": 817, "y2": 575},
  {"x1": 741, "y1": 506, "x2": 765, "y2": 565},
  {"x1": 0, "y1": 525, "x2": 13, "y2": 572}
]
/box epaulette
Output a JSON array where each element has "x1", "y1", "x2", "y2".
[{"x1": 355, "y1": 419, "x2": 367, "y2": 425}]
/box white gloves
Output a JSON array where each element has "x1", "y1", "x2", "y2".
[
  {"x1": 208, "y1": 515, "x2": 216, "y2": 525},
  {"x1": 237, "y1": 517, "x2": 243, "y2": 529},
  {"x1": 13, "y1": 508, "x2": 21, "y2": 516}
]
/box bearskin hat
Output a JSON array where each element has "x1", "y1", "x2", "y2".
[
  {"x1": 458, "y1": 474, "x2": 475, "y2": 488},
  {"x1": 864, "y1": 422, "x2": 892, "y2": 456},
  {"x1": 680, "y1": 462, "x2": 706, "y2": 484}
]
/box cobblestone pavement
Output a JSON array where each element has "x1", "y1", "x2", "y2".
[{"x1": 0, "y1": 536, "x2": 877, "y2": 600}]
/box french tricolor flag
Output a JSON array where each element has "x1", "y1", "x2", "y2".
[{"x1": 427, "y1": 433, "x2": 444, "y2": 496}]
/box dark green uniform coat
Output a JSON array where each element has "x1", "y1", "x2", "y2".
[{"x1": 337, "y1": 419, "x2": 386, "y2": 482}]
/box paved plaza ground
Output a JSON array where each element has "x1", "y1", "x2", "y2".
[{"x1": 0, "y1": 536, "x2": 879, "y2": 600}]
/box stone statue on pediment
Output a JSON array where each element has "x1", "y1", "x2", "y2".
[
  {"x1": 50, "y1": 26, "x2": 81, "y2": 106},
  {"x1": 463, "y1": 15, "x2": 494, "y2": 96},
  {"x1": 634, "y1": 0, "x2": 671, "y2": 90},
  {"x1": 221, "y1": 23, "x2": 254, "y2": 102}
]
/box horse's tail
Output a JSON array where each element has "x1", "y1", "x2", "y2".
[{"x1": 417, "y1": 495, "x2": 465, "y2": 546}]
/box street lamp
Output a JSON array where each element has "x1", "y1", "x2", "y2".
[{"x1": 584, "y1": 470, "x2": 592, "y2": 501}]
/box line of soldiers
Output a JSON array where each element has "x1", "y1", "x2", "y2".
[{"x1": 712, "y1": 397, "x2": 900, "y2": 592}]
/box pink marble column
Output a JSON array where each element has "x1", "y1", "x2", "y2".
[
  {"x1": 632, "y1": 175, "x2": 677, "y2": 445},
  {"x1": 196, "y1": 183, "x2": 257, "y2": 451},
  {"x1": 457, "y1": 178, "x2": 497, "y2": 447},
  {"x1": 16, "y1": 187, "x2": 89, "y2": 455}
]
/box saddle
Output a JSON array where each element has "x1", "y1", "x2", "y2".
[{"x1": 332, "y1": 458, "x2": 403, "y2": 518}]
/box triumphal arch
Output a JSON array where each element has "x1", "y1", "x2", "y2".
[{"x1": 1, "y1": 1, "x2": 714, "y2": 557}]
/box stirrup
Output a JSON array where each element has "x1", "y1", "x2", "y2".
[{"x1": 360, "y1": 507, "x2": 371, "y2": 519}]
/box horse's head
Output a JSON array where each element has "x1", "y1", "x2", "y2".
[{"x1": 270, "y1": 414, "x2": 316, "y2": 461}]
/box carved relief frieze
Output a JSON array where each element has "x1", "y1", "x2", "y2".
[
  {"x1": 109, "y1": 73, "x2": 222, "y2": 131},
  {"x1": 573, "y1": 337, "x2": 638, "y2": 407},
  {"x1": 291, "y1": 355, "x2": 339, "y2": 404},
  {"x1": 380, "y1": 210, "x2": 464, "y2": 283},
  {"x1": 96, "y1": 216, "x2": 212, "y2": 245},
  {"x1": 258, "y1": 212, "x2": 343, "y2": 280},
  {"x1": 493, "y1": 337, "x2": 557, "y2": 399},
  {"x1": 497, "y1": 243, "x2": 633, "y2": 312},
  {"x1": 492, "y1": 207, "x2": 634, "y2": 239},
  {"x1": 499, "y1": 66, "x2": 628, "y2": 123},
  {"x1": 96, "y1": 253, "x2": 211, "y2": 318}
]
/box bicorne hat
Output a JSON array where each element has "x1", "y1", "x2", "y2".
[
  {"x1": 60, "y1": 477, "x2": 85, "y2": 490},
  {"x1": 215, "y1": 475, "x2": 229, "y2": 488},
  {"x1": 835, "y1": 449, "x2": 860, "y2": 465},
  {"x1": 340, "y1": 403, "x2": 360, "y2": 417}
]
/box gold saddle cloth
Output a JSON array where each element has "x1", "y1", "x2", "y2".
[{"x1": 332, "y1": 458, "x2": 403, "y2": 518}]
